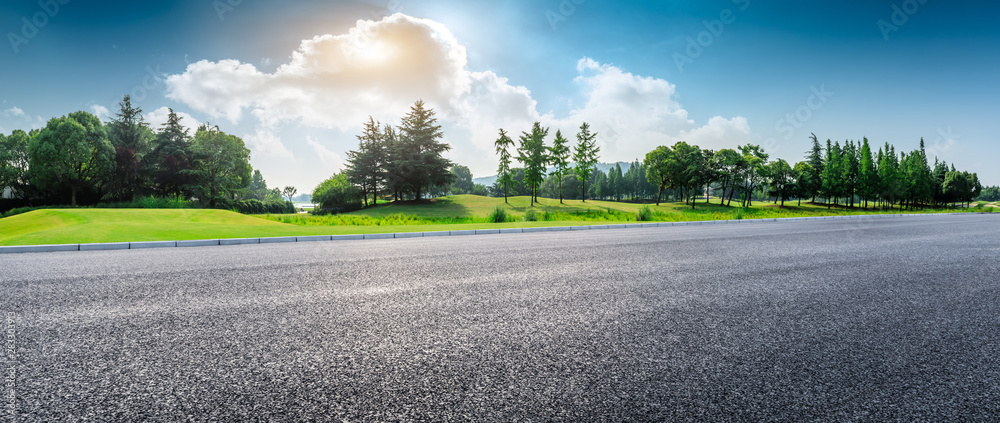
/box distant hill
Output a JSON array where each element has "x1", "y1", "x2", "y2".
[{"x1": 472, "y1": 161, "x2": 636, "y2": 186}]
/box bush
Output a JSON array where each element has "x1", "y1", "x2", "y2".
[
  {"x1": 487, "y1": 206, "x2": 509, "y2": 223},
  {"x1": 523, "y1": 208, "x2": 538, "y2": 222},
  {"x1": 101, "y1": 195, "x2": 192, "y2": 209},
  {"x1": 217, "y1": 199, "x2": 295, "y2": 214},
  {"x1": 636, "y1": 205, "x2": 653, "y2": 221},
  {"x1": 2, "y1": 206, "x2": 40, "y2": 218},
  {"x1": 311, "y1": 202, "x2": 365, "y2": 215}
]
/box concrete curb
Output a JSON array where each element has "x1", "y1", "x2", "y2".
[{"x1": 1, "y1": 212, "x2": 994, "y2": 255}]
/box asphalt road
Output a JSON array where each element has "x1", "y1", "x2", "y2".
[{"x1": 2, "y1": 214, "x2": 1000, "y2": 421}]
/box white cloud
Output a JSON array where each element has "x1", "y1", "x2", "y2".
[
  {"x1": 3, "y1": 107, "x2": 26, "y2": 118},
  {"x1": 1, "y1": 107, "x2": 46, "y2": 130},
  {"x1": 245, "y1": 129, "x2": 294, "y2": 160},
  {"x1": 165, "y1": 14, "x2": 752, "y2": 180},
  {"x1": 90, "y1": 104, "x2": 111, "y2": 121},
  {"x1": 144, "y1": 107, "x2": 201, "y2": 136},
  {"x1": 166, "y1": 13, "x2": 476, "y2": 130},
  {"x1": 548, "y1": 58, "x2": 752, "y2": 161},
  {"x1": 306, "y1": 136, "x2": 344, "y2": 170}
]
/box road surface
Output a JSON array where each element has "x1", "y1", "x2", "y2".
[{"x1": 2, "y1": 214, "x2": 999, "y2": 421}]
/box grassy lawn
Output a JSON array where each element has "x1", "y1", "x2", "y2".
[{"x1": 0, "y1": 195, "x2": 987, "y2": 246}]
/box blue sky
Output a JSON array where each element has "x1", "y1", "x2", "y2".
[{"x1": 2, "y1": 0, "x2": 998, "y2": 191}]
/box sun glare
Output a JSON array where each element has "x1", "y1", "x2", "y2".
[{"x1": 354, "y1": 41, "x2": 391, "y2": 64}]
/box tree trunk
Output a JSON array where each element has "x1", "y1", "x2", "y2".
[
  {"x1": 656, "y1": 188, "x2": 662, "y2": 206},
  {"x1": 71, "y1": 186, "x2": 77, "y2": 207}
]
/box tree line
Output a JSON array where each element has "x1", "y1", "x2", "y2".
[
  {"x1": 639, "y1": 133, "x2": 982, "y2": 209},
  {"x1": 489, "y1": 129, "x2": 984, "y2": 210},
  {"x1": 492, "y1": 121, "x2": 600, "y2": 205},
  {"x1": 0, "y1": 95, "x2": 294, "y2": 212}
]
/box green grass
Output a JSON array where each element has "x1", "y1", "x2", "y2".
[
  {"x1": 0, "y1": 195, "x2": 984, "y2": 246},
  {"x1": 264, "y1": 195, "x2": 971, "y2": 226}
]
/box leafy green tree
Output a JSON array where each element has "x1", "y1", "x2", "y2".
[
  {"x1": 28, "y1": 111, "x2": 115, "y2": 206},
  {"x1": 282, "y1": 186, "x2": 298, "y2": 202},
  {"x1": 248, "y1": 169, "x2": 269, "y2": 200},
  {"x1": 188, "y1": 125, "x2": 252, "y2": 208},
  {"x1": 148, "y1": 108, "x2": 193, "y2": 198},
  {"x1": 494, "y1": 128, "x2": 516, "y2": 203},
  {"x1": 548, "y1": 130, "x2": 572, "y2": 203},
  {"x1": 976, "y1": 185, "x2": 999, "y2": 202},
  {"x1": 396, "y1": 100, "x2": 454, "y2": 200},
  {"x1": 573, "y1": 122, "x2": 600, "y2": 202},
  {"x1": 0, "y1": 130, "x2": 30, "y2": 199},
  {"x1": 517, "y1": 121, "x2": 549, "y2": 205},
  {"x1": 943, "y1": 171, "x2": 982, "y2": 208},
  {"x1": 737, "y1": 144, "x2": 768, "y2": 207},
  {"x1": 792, "y1": 161, "x2": 816, "y2": 206},
  {"x1": 670, "y1": 142, "x2": 704, "y2": 208},
  {"x1": 471, "y1": 183, "x2": 490, "y2": 196},
  {"x1": 931, "y1": 159, "x2": 950, "y2": 206},
  {"x1": 644, "y1": 145, "x2": 675, "y2": 205},
  {"x1": 697, "y1": 149, "x2": 717, "y2": 204},
  {"x1": 942, "y1": 171, "x2": 969, "y2": 206},
  {"x1": 712, "y1": 149, "x2": 744, "y2": 206},
  {"x1": 767, "y1": 159, "x2": 795, "y2": 206},
  {"x1": 450, "y1": 165, "x2": 474, "y2": 194},
  {"x1": 312, "y1": 172, "x2": 362, "y2": 209}
]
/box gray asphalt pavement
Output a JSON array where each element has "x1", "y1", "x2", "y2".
[{"x1": 2, "y1": 214, "x2": 1000, "y2": 421}]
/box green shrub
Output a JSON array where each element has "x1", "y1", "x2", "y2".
[
  {"x1": 636, "y1": 205, "x2": 653, "y2": 221},
  {"x1": 523, "y1": 208, "x2": 538, "y2": 222},
  {"x1": 2, "y1": 206, "x2": 40, "y2": 218},
  {"x1": 219, "y1": 199, "x2": 296, "y2": 214},
  {"x1": 487, "y1": 206, "x2": 509, "y2": 223}
]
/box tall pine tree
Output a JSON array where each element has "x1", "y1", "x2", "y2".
[
  {"x1": 396, "y1": 100, "x2": 454, "y2": 200},
  {"x1": 548, "y1": 130, "x2": 572, "y2": 203},
  {"x1": 517, "y1": 122, "x2": 549, "y2": 205},
  {"x1": 572, "y1": 122, "x2": 600, "y2": 202},
  {"x1": 494, "y1": 128, "x2": 516, "y2": 203}
]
